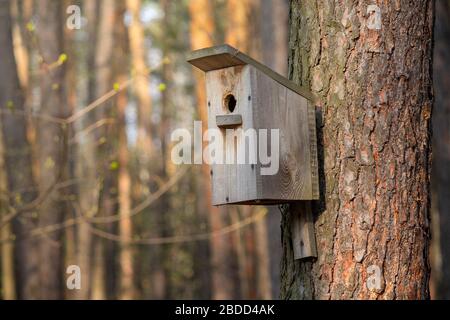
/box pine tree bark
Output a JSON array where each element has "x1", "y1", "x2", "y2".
[{"x1": 281, "y1": 1, "x2": 433, "y2": 299}]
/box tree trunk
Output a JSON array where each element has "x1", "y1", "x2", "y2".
[
  {"x1": 116, "y1": 1, "x2": 135, "y2": 300},
  {"x1": 126, "y1": 0, "x2": 154, "y2": 155},
  {"x1": 62, "y1": 0, "x2": 78, "y2": 300},
  {"x1": 189, "y1": 0, "x2": 238, "y2": 300},
  {"x1": 35, "y1": 0, "x2": 67, "y2": 299},
  {"x1": 281, "y1": 1, "x2": 433, "y2": 299},
  {"x1": 0, "y1": 121, "x2": 16, "y2": 300},
  {"x1": 11, "y1": 0, "x2": 30, "y2": 91},
  {"x1": 91, "y1": 0, "x2": 117, "y2": 300},
  {"x1": 225, "y1": 0, "x2": 273, "y2": 299},
  {"x1": 432, "y1": 0, "x2": 450, "y2": 300},
  {"x1": 261, "y1": 0, "x2": 288, "y2": 76},
  {"x1": 0, "y1": 0, "x2": 40, "y2": 299},
  {"x1": 75, "y1": 0, "x2": 100, "y2": 300}
]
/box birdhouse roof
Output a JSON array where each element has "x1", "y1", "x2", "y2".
[{"x1": 187, "y1": 44, "x2": 316, "y2": 102}]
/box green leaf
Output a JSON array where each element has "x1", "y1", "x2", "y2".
[
  {"x1": 58, "y1": 53, "x2": 68, "y2": 64},
  {"x1": 158, "y1": 83, "x2": 167, "y2": 92},
  {"x1": 109, "y1": 161, "x2": 119, "y2": 171}
]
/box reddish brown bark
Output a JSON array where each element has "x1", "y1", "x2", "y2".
[{"x1": 281, "y1": 1, "x2": 433, "y2": 299}]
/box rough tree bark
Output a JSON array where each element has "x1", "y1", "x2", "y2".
[
  {"x1": 281, "y1": 1, "x2": 433, "y2": 299},
  {"x1": 36, "y1": 0, "x2": 67, "y2": 299},
  {"x1": 0, "y1": 0, "x2": 39, "y2": 299},
  {"x1": 432, "y1": 0, "x2": 450, "y2": 300}
]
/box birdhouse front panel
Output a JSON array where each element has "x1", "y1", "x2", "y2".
[{"x1": 205, "y1": 64, "x2": 259, "y2": 205}]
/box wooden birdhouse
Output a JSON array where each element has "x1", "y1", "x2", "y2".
[{"x1": 187, "y1": 44, "x2": 319, "y2": 206}]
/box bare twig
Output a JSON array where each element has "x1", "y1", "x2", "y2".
[{"x1": 89, "y1": 208, "x2": 268, "y2": 245}]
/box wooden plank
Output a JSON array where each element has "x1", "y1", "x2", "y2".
[
  {"x1": 308, "y1": 101, "x2": 320, "y2": 199},
  {"x1": 216, "y1": 114, "x2": 243, "y2": 128},
  {"x1": 187, "y1": 44, "x2": 317, "y2": 103},
  {"x1": 251, "y1": 65, "x2": 318, "y2": 202},
  {"x1": 290, "y1": 202, "x2": 317, "y2": 260}
]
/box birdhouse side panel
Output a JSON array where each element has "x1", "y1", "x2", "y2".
[{"x1": 250, "y1": 66, "x2": 319, "y2": 201}]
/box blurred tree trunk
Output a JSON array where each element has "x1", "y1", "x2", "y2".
[
  {"x1": 63, "y1": 0, "x2": 79, "y2": 300},
  {"x1": 0, "y1": 0, "x2": 39, "y2": 299},
  {"x1": 11, "y1": 0, "x2": 30, "y2": 91},
  {"x1": 189, "y1": 0, "x2": 237, "y2": 300},
  {"x1": 17, "y1": 0, "x2": 38, "y2": 183},
  {"x1": 189, "y1": 0, "x2": 229, "y2": 299},
  {"x1": 158, "y1": 0, "x2": 172, "y2": 299},
  {"x1": 254, "y1": 207, "x2": 272, "y2": 299},
  {"x1": 261, "y1": 0, "x2": 288, "y2": 76},
  {"x1": 126, "y1": 6, "x2": 154, "y2": 285},
  {"x1": 225, "y1": 0, "x2": 254, "y2": 299},
  {"x1": 432, "y1": 0, "x2": 450, "y2": 300},
  {"x1": 36, "y1": 0, "x2": 67, "y2": 299},
  {"x1": 225, "y1": 0, "x2": 272, "y2": 299},
  {"x1": 0, "y1": 0, "x2": 32, "y2": 300},
  {"x1": 225, "y1": 0, "x2": 261, "y2": 54},
  {"x1": 91, "y1": 0, "x2": 117, "y2": 300},
  {"x1": 126, "y1": 0, "x2": 154, "y2": 156},
  {"x1": 0, "y1": 123, "x2": 16, "y2": 300},
  {"x1": 116, "y1": 0, "x2": 135, "y2": 300},
  {"x1": 281, "y1": 1, "x2": 433, "y2": 299},
  {"x1": 75, "y1": 0, "x2": 99, "y2": 300}
]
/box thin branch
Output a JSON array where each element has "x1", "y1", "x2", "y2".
[
  {"x1": 0, "y1": 126, "x2": 69, "y2": 229},
  {"x1": 0, "y1": 167, "x2": 190, "y2": 242},
  {"x1": 90, "y1": 208, "x2": 268, "y2": 246},
  {"x1": 69, "y1": 118, "x2": 116, "y2": 145},
  {"x1": 89, "y1": 166, "x2": 190, "y2": 224}
]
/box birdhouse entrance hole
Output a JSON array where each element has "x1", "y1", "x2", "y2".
[{"x1": 224, "y1": 94, "x2": 237, "y2": 113}]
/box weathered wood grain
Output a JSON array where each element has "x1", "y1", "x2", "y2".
[
  {"x1": 206, "y1": 65, "x2": 258, "y2": 205},
  {"x1": 290, "y1": 202, "x2": 317, "y2": 260}
]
